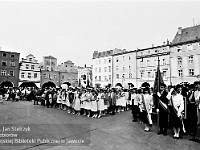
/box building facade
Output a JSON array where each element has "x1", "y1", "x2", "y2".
[
  {"x1": 19, "y1": 54, "x2": 41, "y2": 87},
  {"x1": 0, "y1": 49, "x2": 20, "y2": 87},
  {"x1": 170, "y1": 25, "x2": 200, "y2": 85},
  {"x1": 112, "y1": 51, "x2": 137, "y2": 88},
  {"x1": 136, "y1": 44, "x2": 171, "y2": 87},
  {"x1": 41, "y1": 56, "x2": 57, "y2": 71},
  {"x1": 78, "y1": 65, "x2": 92, "y2": 88},
  {"x1": 92, "y1": 48, "x2": 126, "y2": 88}
]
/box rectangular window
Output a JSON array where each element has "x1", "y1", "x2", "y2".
[
  {"x1": 177, "y1": 57, "x2": 182, "y2": 65},
  {"x1": 109, "y1": 75, "x2": 111, "y2": 80},
  {"x1": 189, "y1": 69, "x2": 194, "y2": 76},
  {"x1": 43, "y1": 74, "x2": 47, "y2": 79},
  {"x1": 29, "y1": 58, "x2": 32, "y2": 61},
  {"x1": 148, "y1": 72, "x2": 151, "y2": 78},
  {"x1": 21, "y1": 72, "x2": 25, "y2": 78},
  {"x1": 108, "y1": 66, "x2": 111, "y2": 72},
  {"x1": 188, "y1": 55, "x2": 194, "y2": 63},
  {"x1": 99, "y1": 67, "x2": 101, "y2": 73},
  {"x1": 163, "y1": 71, "x2": 167, "y2": 78},
  {"x1": 99, "y1": 59, "x2": 101, "y2": 64},
  {"x1": 11, "y1": 61, "x2": 15, "y2": 67},
  {"x1": 129, "y1": 73, "x2": 132, "y2": 78},
  {"x1": 104, "y1": 76, "x2": 107, "y2": 81},
  {"x1": 163, "y1": 59, "x2": 166, "y2": 65},
  {"x1": 1, "y1": 70, "x2": 6, "y2": 76},
  {"x1": 26, "y1": 64, "x2": 29, "y2": 69},
  {"x1": 62, "y1": 75, "x2": 64, "y2": 79},
  {"x1": 31, "y1": 65, "x2": 34, "y2": 69},
  {"x1": 10, "y1": 54, "x2": 15, "y2": 58},
  {"x1": 123, "y1": 65, "x2": 125, "y2": 70},
  {"x1": 129, "y1": 56, "x2": 131, "y2": 60},
  {"x1": 116, "y1": 66, "x2": 119, "y2": 70},
  {"x1": 116, "y1": 74, "x2": 119, "y2": 79},
  {"x1": 178, "y1": 70, "x2": 183, "y2": 76},
  {"x1": 147, "y1": 60, "x2": 150, "y2": 66},
  {"x1": 72, "y1": 76, "x2": 75, "y2": 80},
  {"x1": 122, "y1": 74, "x2": 125, "y2": 78},
  {"x1": 104, "y1": 59, "x2": 106, "y2": 64},
  {"x1": 177, "y1": 46, "x2": 182, "y2": 52},
  {"x1": 187, "y1": 44, "x2": 193, "y2": 51},
  {"x1": 99, "y1": 76, "x2": 101, "y2": 81},
  {"x1": 95, "y1": 68, "x2": 97, "y2": 73},
  {"x1": 28, "y1": 73, "x2": 31, "y2": 78},
  {"x1": 141, "y1": 72, "x2": 144, "y2": 78},
  {"x1": 104, "y1": 67, "x2": 107, "y2": 72},
  {"x1": 116, "y1": 58, "x2": 119, "y2": 62},
  {"x1": 2, "y1": 53, "x2": 7, "y2": 57},
  {"x1": 95, "y1": 76, "x2": 97, "y2": 81},
  {"x1": 10, "y1": 71, "x2": 14, "y2": 76},
  {"x1": 108, "y1": 58, "x2": 111, "y2": 63},
  {"x1": 34, "y1": 73, "x2": 37, "y2": 78},
  {"x1": 2, "y1": 60, "x2": 7, "y2": 66}
]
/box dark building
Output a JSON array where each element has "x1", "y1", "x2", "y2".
[{"x1": 0, "y1": 49, "x2": 20, "y2": 87}]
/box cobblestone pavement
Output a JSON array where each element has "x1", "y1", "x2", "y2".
[{"x1": 0, "y1": 101, "x2": 199, "y2": 150}]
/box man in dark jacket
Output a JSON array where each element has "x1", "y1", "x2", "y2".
[{"x1": 156, "y1": 83, "x2": 169, "y2": 136}]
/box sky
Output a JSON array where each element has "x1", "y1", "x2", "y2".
[{"x1": 0, "y1": 0, "x2": 200, "y2": 67}]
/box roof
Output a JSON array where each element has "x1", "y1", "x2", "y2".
[
  {"x1": 43, "y1": 55, "x2": 57, "y2": 59},
  {"x1": 172, "y1": 25, "x2": 200, "y2": 45}
]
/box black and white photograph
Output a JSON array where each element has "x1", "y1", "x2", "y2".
[{"x1": 0, "y1": 0, "x2": 200, "y2": 149}]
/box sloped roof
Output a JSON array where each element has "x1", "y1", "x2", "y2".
[
  {"x1": 43, "y1": 55, "x2": 57, "y2": 59},
  {"x1": 172, "y1": 25, "x2": 200, "y2": 45}
]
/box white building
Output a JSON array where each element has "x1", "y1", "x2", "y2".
[
  {"x1": 19, "y1": 54, "x2": 41, "y2": 87},
  {"x1": 136, "y1": 44, "x2": 171, "y2": 87},
  {"x1": 77, "y1": 65, "x2": 92, "y2": 88},
  {"x1": 170, "y1": 25, "x2": 200, "y2": 85},
  {"x1": 92, "y1": 48, "x2": 125, "y2": 88},
  {"x1": 112, "y1": 51, "x2": 137, "y2": 88}
]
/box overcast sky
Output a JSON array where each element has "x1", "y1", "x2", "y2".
[{"x1": 0, "y1": 0, "x2": 200, "y2": 66}]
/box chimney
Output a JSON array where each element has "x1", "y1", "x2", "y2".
[
  {"x1": 178, "y1": 27, "x2": 182, "y2": 34},
  {"x1": 84, "y1": 64, "x2": 86, "y2": 68}
]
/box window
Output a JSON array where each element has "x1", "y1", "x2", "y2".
[
  {"x1": 129, "y1": 73, "x2": 132, "y2": 78},
  {"x1": 46, "y1": 67, "x2": 49, "y2": 71},
  {"x1": 99, "y1": 67, "x2": 101, "y2": 73},
  {"x1": 108, "y1": 66, "x2": 111, "y2": 72},
  {"x1": 189, "y1": 69, "x2": 194, "y2": 76},
  {"x1": 104, "y1": 59, "x2": 106, "y2": 64},
  {"x1": 177, "y1": 57, "x2": 182, "y2": 65},
  {"x1": 51, "y1": 67, "x2": 54, "y2": 71},
  {"x1": 99, "y1": 76, "x2": 101, "y2": 81},
  {"x1": 148, "y1": 72, "x2": 151, "y2": 78},
  {"x1": 1, "y1": 70, "x2": 6, "y2": 76},
  {"x1": 140, "y1": 59, "x2": 143, "y2": 67},
  {"x1": 104, "y1": 76, "x2": 107, "y2": 81},
  {"x1": 31, "y1": 65, "x2": 34, "y2": 69},
  {"x1": 140, "y1": 72, "x2": 144, "y2": 78},
  {"x1": 163, "y1": 59, "x2": 166, "y2": 65},
  {"x1": 116, "y1": 58, "x2": 119, "y2": 62},
  {"x1": 116, "y1": 74, "x2": 119, "y2": 79},
  {"x1": 29, "y1": 58, "x2": 32, "y2": 61},
  {"x1": 129, "y1": 65, "x2": 131, "y2": 69},
  {"x1": 129, "y1": 56, "x2": 131, "y2": 60},
  {"x1": 123, "y1": 56, "x2": 125, "y2": 61},
  {"x1": 116, "y1": 66, "x2": 119, "y2": 70},
  {"x1": 187, "y1": 44, "x2": 193, "y2": 51},
  {"x1": 72, "y1": 76, "x2": 75, "y2": 80},
  {"x1": 123, "y1": 65, "x2": 125, "y2": 70},
  {"x1": 21, "y1": 72, "x2": 25, "y2": 78},
  {"x1": 177, "y1": 46, "x2": 182, "y2": 52},
  {"x1": 95, "y1": 68, "x2": 97, "y2": 73},
  {"x1": 95, "y1": 76, "x2": 97, "y2": 81},
  {"x1": 34, "y1": 73, "x2": 37, "y2": 78},
  {"x1": 109, "y1": 75, "x2": 111, "y2": 81},
  {"x1": 62, "y1": 75, "x2": 64, "y2": 79},
  {"x1": 10, "y1": 54, "x2": 15, "y2": 58},
  {"x1": 66, "y1": 65, "x2": 67, "y2": 67},
  {"x1": 122, "y1": 74, "x2": 125, "y2": 78},
  {"x1": 104, "y1": 67, "x2": 107, "y2": 72},
  {"x1": 178, "y1": 70, "x2": 183, "y2": 76},
  {"x1": 51, "y1": 62, "x2": 55, "y2": 65},
  {"x1": 44, "y1": 74, "x2": 47, "y2": 79},
  {"x1": 147, "y1": 60, "x2": 150, "y2": 66},
  {"x1": 11, "y1": 61, "x2": 15, "y2": 67},
  {"x1": 26, "y1": 64, "x2": 29, "y2": 69},
  {"x1": 9, "y1": 71, "x2": 14, "y2": 76},
  {"x1": 163, "y1": 71, "x2": 167, "y2": 78},
  {"x1": 46, "y1": 60, "x2": 50, "y2": 65},
  {"x1": 188, "y1": 55, "x2": 194, "y2": 63},
  {"x1": 108, "y1": 58, "x2": 111, "y2": 63},
  {"x1": 28, "y1": 73, "x2": 31, "y2": 78},
  {"x1": 2, "y1": 53, "x2": 7, "y2": 57},
  {"x1": 99, "y1": 59, "x2": 101, "y2": 64},
  {"x1": 68, "y1": 77, "x2": 70, "y2": 80},
  {"x1": 2, "y1": 60, "x2": 7, "y2": 66}
]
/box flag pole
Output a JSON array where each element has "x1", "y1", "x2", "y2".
[{"x1": 157, "y1": 54, "x2": 160, "y2": 131}]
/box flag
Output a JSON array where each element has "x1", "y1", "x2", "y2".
[{"x1": 153, "y1": 59, "x2": 164, "y2": 93}]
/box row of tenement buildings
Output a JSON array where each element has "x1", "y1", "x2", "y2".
[
  {"x1": 0, "y1": 51, "x2": 92, "y2": 88},
  {"x1": 1, "y1": 24, "x2": 200, "y2": 88},
  {"x1": 92, "y1": 25, "x2": 200, "y2": 88}
]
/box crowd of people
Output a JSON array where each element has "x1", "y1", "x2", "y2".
[{"x1": 0, "y1": 82, "x2": 200, "y2": 143}]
